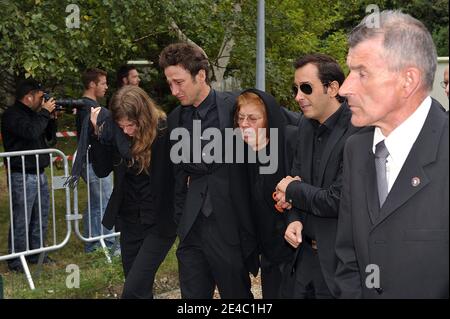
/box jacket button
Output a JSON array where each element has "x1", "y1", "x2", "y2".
[{"x1": 375, "y1": 288, "x2": 383, "y2": 295}]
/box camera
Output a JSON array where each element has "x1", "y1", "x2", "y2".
[{"x1": 43, "y1": 92, "x2": 93, "y2": 111}]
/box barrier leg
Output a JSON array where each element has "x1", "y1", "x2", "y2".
[
  {"x1": 20, "y1": 255, "x2": 35, "y2": 290},
  {"x1": 0, "y1": 274, "x2": 4, "y2": 299},
  {"x1": 99, "y1": 238, "x2": 112, "y2": 264}
]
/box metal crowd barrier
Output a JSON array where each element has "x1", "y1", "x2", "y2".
[
  {"x1": 0, "y1": 147, "x2": 120, "y2": 290},
  {"x1": 71, "y1": 148, "x2": 120, "y2": 263},
  {"x1": 0, "y1": 149, "x2": 72, "y2": 289}
]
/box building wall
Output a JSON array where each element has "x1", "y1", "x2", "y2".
[{"x1": 432, "y1": 57, "x2": 449, "y2": 110}]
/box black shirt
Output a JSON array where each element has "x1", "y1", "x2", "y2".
[
  {"x1": 303, "y1": 105, "x2": 343, "y2": 240},
  {"x1": 120, "y1": 164, "x2": 154, "y2": 224},
  {"x1": 1, "y1": 100, "x2": 57, "y2": 173},
  {"x1": 311, "y1": 105, "x2": 343, "y2": 186},
  {"x1": 179, "y1": 89, "x2": 221, "y2": 176}
]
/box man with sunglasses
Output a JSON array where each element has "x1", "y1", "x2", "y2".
[{"x1": 274, "y1": 53, "x2": 359, "y2": 298}]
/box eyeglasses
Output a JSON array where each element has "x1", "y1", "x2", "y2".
[
  {"x1": 237, "y1": 113, "x2": 263, "y2": 124},
  {"x1": 291, "y1": 82, "x2": 330, "y2": 97},
  {"x1": 440, "y1": 81, "x2": 449, "y2": 89}
]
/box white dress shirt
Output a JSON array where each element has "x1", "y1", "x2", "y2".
[{"x1": 372, "y1": 96, "x2": 432, "y2": 192}]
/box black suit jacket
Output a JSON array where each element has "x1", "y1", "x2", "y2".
[
  {"x1": 167, "y1": 90, "x2": 255, "y2": 251},
  {"x1": 285, "y1": 103, "x2": 359, "y2": 296},
  {"x1": 335, "y1": 100, "x2": 449, "y2": 298},
  {"x1": 91, "y1": 128, "x2": 177, "y2": 238}
]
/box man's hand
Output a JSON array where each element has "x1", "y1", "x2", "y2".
[
  {"x1": 284, "y1": 221, "x2": 303, "y2": 248},
  {"x1": 90, "y1": 107, "x2": 101, "y2": 134},
  {"x1": 41, "y1": 97, "x2": 56, "y2": 113}
]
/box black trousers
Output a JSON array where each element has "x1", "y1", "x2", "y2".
[
  {"x1": 260, "y1": 255, "x2": 295, "y2": 299},
  {"x1": 176, "y1": 213, "x2": 253, "y2": 299},
  {"x1": 119, "y1": 219, "x2": 176, "y2": 299},
  {"x1": 292, "y1": 242, "x2": 333, "y2": 299}
]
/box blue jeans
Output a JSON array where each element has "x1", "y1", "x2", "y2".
[
  {"x1": 8, "y1": 172, "x2": 50, "y2": 268},
  {"x1": 82, "y1": 164, "x2": 116, "y2": 252}
]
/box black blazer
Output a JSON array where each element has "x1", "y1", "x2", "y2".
[
  {"x1": 167, "y1": 90, "x2": 255, "y2": 249},
  {"x1": 91, "y1": 128, "x2": 177, "y2": 238},
  {"x1": 285, "y1": 103, "x2": 359, "y2": 296},
  {"x1": 335, "y1": 100, "x2": 449, "y2": 298}
]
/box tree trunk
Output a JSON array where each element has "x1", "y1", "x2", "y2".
[
  {"x1": 168, "y1": 2, "x2": 242, "y2": 91},
  {"x1": 211, "y1": 2, "x2": 241, "y2": 90},
  {"x1": 0, "y1": 67, "x2": 16, "y2": 114}
]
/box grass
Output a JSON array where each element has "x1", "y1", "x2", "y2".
[{"x1": 0, "y1": 113, "x2": 179, "y2": 298}]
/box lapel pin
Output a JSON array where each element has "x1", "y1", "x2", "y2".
[{"x1": 411, "y1": 177, "x2": 421, "y2": 187}]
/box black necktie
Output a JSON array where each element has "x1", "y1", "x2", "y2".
[
  {"x1": 192, "y1": 107, "x2": 200, "y2": 121},
  {"x1": 375, "y1": 140, "x2": 390, "y2": 207}
]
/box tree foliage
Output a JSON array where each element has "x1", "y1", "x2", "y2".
[{"x1": 0, "y1": 0, "x2": 447, "y2": 113}]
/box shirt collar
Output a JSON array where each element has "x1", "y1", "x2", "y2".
[
  {"x1": 311, "y1": 104, "x2": 343, "y2": 133},
  {"x1": 194, "y1": 88, "x2": 215, "y2": 119},
  {"x1": 372, "y1": 96, "x2": 432, "y2": 164},
  {"x1": 16, "y1": 100, "x2": 35, "y2": 114}
]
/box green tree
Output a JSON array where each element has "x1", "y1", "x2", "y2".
[{"x1": 0, "y1": 0, "x2": 447, "y2": 114}]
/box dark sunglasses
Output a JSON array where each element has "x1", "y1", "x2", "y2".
[{"x1": 291, "y1": 82, "x2": 330, "y2": 97}]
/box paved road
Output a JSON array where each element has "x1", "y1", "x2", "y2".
[{"x1": 155, "y1": 274, "x2": 262, "y2": 299}]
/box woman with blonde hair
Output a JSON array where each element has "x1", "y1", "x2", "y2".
[{"x1": 89, "y1": 85, "x2": 176, "y2": 298}]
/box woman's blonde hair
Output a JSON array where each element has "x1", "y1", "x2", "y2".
[
  {"x1": 109, "y1": 85, "x2": 166, "y2": 174},
  {"x1": 234, "y1": 92, "x2": 268, "y2": 132}
]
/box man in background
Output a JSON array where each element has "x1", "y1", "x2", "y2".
[
  {"x1": 442, "y1": 65, "x2": 448, "y2": 98},
  {"x1": 76, "y1": 68, "x2": 116, "y2": 253},
  {"x1": 1, "y1": 79, "x2": 56, "y2": 271},
  {"x1": 116, "y1": 64, "x2": 141, "y2": 88}
]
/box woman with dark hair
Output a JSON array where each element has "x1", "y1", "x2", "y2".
[
  {"x1": 233, "y1": 89, "x2": 299, "y2": 298},
  {"x1": 89, "y1": 85, "x2": 176, "y2": 298}
]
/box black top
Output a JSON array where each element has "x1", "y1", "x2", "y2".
[
  {"x1": 238, "y1": 88, "x2": 297, "y2": 264},
  {"x1": 120, "y1": 164, "x2": 154, "y2": 224},
  {"x1": 247, "y1": 145, "x2": 294, "y2": 263},
  {"x1": 311, "y1": 105, "x2": 343, "y2": 186},
  {"x1": 304, "y1": 105, "x2": 343, "y2": 240},
  {"x1": 1, "y1": 100, "x2": 57, "y2": 173},
  {"x1": 90, "y1": 115, "x2": 176, "y2": 237}
]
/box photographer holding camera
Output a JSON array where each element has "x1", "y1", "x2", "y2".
[
  {"x1": 1, "y1": 79, "x2": 57, "y2": 272},
  {"x1": 75, "y1": 68, "x2": 117, "y2": 254}
]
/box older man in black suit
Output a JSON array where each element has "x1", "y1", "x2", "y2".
[{"x1": 335, "y1": 10, "x2": 448, "y2": 298}]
